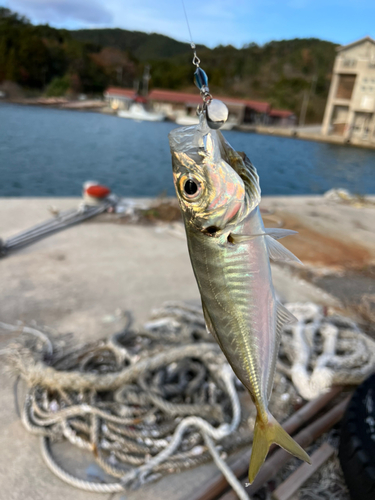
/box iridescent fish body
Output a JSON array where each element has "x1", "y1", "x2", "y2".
[{"x1": 169, "y1": 116, "x2": 310, "y2": 483}]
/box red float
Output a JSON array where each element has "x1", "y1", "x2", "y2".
[{"x1": 85, "y1": 185, "x2": 111, "y2": 199}]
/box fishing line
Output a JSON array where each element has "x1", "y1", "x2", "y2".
[
  {"x1": 181, "y1": 0, "x2": 198, "y2": 61},
  {"x1": 180, "y1": 2, "x2": 228, "y2": 129}
]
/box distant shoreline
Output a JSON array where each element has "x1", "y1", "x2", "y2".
[{"x1": 2, "y1": 99, "x2": 375, "y2": 151}]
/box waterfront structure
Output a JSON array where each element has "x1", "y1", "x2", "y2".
[
  {"x1": 322, "y1": 37, "x2": 375, "y2": 144},
  {"x1": 104, "y1": 87, "x2": 296, "y2": 127},
  {"x1": 104, "y1": 88, "x2": 135, "y2": 111}
]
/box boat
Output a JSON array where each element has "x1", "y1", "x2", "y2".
[
  {"x1": 175, "y1": 115, "x2": 200, "y2": 126},
  {"x1": 118, "y1": 103, "x2": 166, "y2": 122}
]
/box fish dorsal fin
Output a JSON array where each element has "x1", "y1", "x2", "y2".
[
  {"x1": 217, "y1": 132, "x2": 261, "y2": 212},
  {"x1": 265, "y1": 235, "x2": 302, "y2": 264},
  {"x1": 266, "y1": 302, "x2": 298, "y2": 399},
  {"x1": 238, "y1": 152, "x2": 261, "y2": 210}
]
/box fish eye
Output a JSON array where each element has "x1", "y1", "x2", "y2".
[
  {"x1": 184, "y1": 179, "x2": 198, "y2": 195},
  {"x1": 181, "y1": 177, "x2": 202, "y2": 201}
]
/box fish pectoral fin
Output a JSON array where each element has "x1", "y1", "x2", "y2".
[
  {"x1": 265, "y1": 235, "x2": 302, "y2": 264},
  {"x1": 228, "y1": 228, "x2": 297, "y2": 245},
  {"x1": 228, "y1": 233, "x2": 257, "y2": 244},
  {"x1": 265, "y1": 228, "x2": 298, "y2": 239},
  {"x1": 248, "y1": 412, "x2": 311, "y2": 484}
]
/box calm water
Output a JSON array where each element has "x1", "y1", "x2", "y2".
[{"x1": 1, "y1": 102, "x2": 375, "y2": 197}]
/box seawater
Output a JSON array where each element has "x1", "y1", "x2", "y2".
[{"x1": 1, "y1": 102, "x2": 374, "y2": 197}]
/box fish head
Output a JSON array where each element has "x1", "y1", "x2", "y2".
[
  {"x1": 170, "y1": 129, "x2": 245, "y2": 233},
  {"x1": 169, "y1": 116, "x2": 261, "y2": 234}
]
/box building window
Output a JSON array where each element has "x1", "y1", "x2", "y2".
[
  {"x1": 362, "y1": 86, "x2": 366, "y2": 91},
  {"x1": 331, "y1": 105, "x2": 349, "y2": 136},
  {"x1": 342, "y1": 58, "x2": 356, "y2": 67},
  {"x1": 336, "y1": 74, "x2": 356, "y2": 100}
]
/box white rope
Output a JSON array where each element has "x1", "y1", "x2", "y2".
[
  {"x1": 3, "y1": 301, "x2": 375, "y2": 498},
  {"x1": 40, "y1": 437, "x2": 124, "y2": 493},
  {"x1": 0, "y1": 321, "x2": 53, "y2": 356},
  {"x1": 283, "y1": 303, "x2": 375, "y2": 400},
  {"x1": 203, "y1": 433, "x2": 248, "y2": 500}
]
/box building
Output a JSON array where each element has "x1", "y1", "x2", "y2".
[
  {"x1": 104, "y1": 87, "x2": 294, "y2": 127},
  {"x1": 322, "y1": 37, "x2": 375, "y2": 144},
  {"x1": 267, "y1": 109, "x2": 296, "y2": 128},
  {"x1": 104, "y1": 88, "x2": 136, "y2": 111}
]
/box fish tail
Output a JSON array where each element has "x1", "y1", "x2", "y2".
[{"x1": 248, "y1": 411, "x2": 311, "y2": 484}]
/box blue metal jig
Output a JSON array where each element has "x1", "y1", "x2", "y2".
[{"x1": 194, "y1": 68, "x2": 209, "y2": 92}]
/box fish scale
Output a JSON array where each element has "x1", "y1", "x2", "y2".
[{"x1": 187, "y1": 226, "x2": 268, "y2": 402}]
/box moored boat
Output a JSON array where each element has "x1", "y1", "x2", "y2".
[{"x1": 118, "y1": 103, "x2": 166, "y2": 122}]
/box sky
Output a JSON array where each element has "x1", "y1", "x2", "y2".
[{"x1": 2, "y1": 0, "x2": 375, "y2": 48}]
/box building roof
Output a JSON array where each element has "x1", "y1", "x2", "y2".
[
  {"x1": 336, "y1": 36, "x2": 375, "y2": 52},
  {"x1": 149, "y1": 89, "x2": 202, "y2": 105},
  {"x1": 104, "y1": 87, "x2": 136, "y2": 98},
  {"x1": 216, "y1": 95, "x2": 270, "y2": 113},
  {"x1": 269, "y1": 109, "x2": 295, "y2": 118},
  {"x1": 105, "y1": 87, "x2": 270, "y2": 113},
  {"x1": 150, "y1": 89, "x2": 270, "y2": 113}
]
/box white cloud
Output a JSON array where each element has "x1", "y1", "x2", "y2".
[
  {"x1": 8, "y1": 0, "x2": 113, "y2": 26},
  {"x1": 102, "y1": 0, "x2": 253, "y2": 46}
]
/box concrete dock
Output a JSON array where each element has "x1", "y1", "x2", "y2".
[{"x1": 0, "y1": 195, "x2": 374, "y2": 499}]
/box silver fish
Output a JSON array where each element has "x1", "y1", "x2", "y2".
[{"x1": 169, "y1": 116, "x2": 310, "y2": 483}]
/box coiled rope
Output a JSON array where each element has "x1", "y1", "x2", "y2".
[
  {"x1": 278, "y1": 302, "x2": 375, "y2": 400},
  {"x1": 3, "y1": 303, "x2": 250, "y2": 498},
  {"x1": 2, "y1": 302, "x2": 375, "y2": 497}
]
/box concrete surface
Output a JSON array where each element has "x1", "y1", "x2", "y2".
[
  {"x1": 261, "y1": 195, "x2": 375, "y2": 255},
  {"x1": 0, "y1": 195, "x2": 372, "y2": 500}
]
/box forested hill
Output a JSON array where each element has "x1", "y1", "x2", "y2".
[
  {"x1": 0, "y1": 7, "x2": 338, "y2": 122},
  {"x1": 70, "y1": 29, "x2": 206, "y2": 61},
  {"x1": 70, "y1": 28, "x2": 338, "y2": 122}
]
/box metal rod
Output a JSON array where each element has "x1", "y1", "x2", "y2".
[
  {"x1": 2, "y1": 203, "x2": 111, "y2": 256},
  {"x1": 219, "y1": 394, "x2": 351, "y2": 500},
  {"x1": 188, "y1": 386, "x2": 344, "y2": 500}
]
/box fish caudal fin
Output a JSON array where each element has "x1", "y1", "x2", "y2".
[{"x1": 248, "y1": 412, "x2": 311, "y2": 484}]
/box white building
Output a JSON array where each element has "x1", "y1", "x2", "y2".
[{"x1": 322, "y1": 36, "x2": 375, "y2": 144}]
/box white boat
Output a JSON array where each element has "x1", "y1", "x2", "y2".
[
  {"x1": 118, "y1": 103, "x2": 166, "y2": 122},
  {"x1": 216, "y1": 120, "x2": 236, "y2": 131},
  {"x1": 175, "y1": 114, "x2": 237, "y2": 130},
  {"x1": 175, "y1": 115, "x2": 200, "y2": 126}
]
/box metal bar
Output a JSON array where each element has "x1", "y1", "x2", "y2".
[
  {"x1": 189, "y1": 386, "x2": 343, "y2": 500},
  {"x1": 1, "y1": 203, "x2": 111, "y2": 256},
  {"x1": 219, "y1": 395, "x2": 351, "y2": 500},
  {"x1": 272, "y1": 442, "x2": 335, "y2": 500},
  {"x1": 5, "y1": 206, "x2": 104, "y2": 245}
]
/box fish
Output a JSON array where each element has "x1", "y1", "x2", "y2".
[{"x1": 169, "y1": 115, "x2": 310, "y2": 483}]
